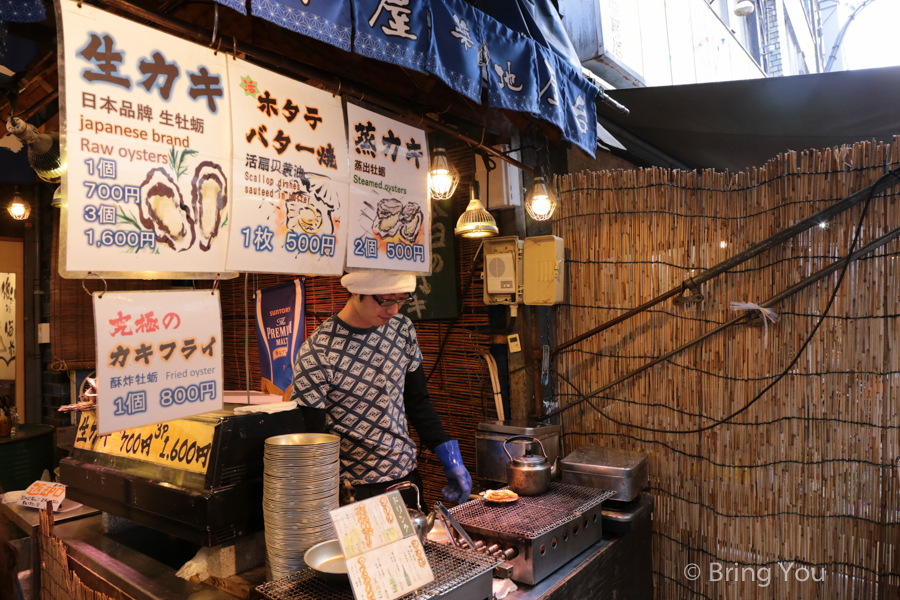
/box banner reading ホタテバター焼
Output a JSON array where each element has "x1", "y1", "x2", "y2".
[
  {"x1": 345, "y1": 104, "x2": 430, "y2": 273},
  {"x1": 225, "y1": 60, "x2": 349, "y2": 275},
  {"x1": 59, "y1": 1, "x2": 232, "y2": 274}
]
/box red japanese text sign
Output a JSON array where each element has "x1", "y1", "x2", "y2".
[
  {"x1": 17, "y1": 482, "x2": 67, "y2": 511},
  {"x1": 93, "y1": 290, "x2": 224, "y2": 434}
]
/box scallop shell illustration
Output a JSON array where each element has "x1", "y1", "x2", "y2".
[
  {"x1": 398, "y1": 202, "x2": 423, "y2": 244},
  {"x1": 138, "y1": 167, "x2": 196, "y2": 251},
  {"x1": 373, "y1": 198, "x2": 403, "y2": 238},
  {"x1": 190, "y1": 161, "x2": 228, "y2": 252}
]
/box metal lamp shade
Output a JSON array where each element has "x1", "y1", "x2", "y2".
[
  {"x1": 455, "y1": 194, "x2": 498, "y2": 238},
  {"x1": 6, "y1": 117, "x2": 66, "y2": 183},
  {"x1": 52, "y1": 186, "x2": 65, "y2": 208}
]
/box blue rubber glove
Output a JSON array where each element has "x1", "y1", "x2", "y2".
[{"x1": 434, "y1": 440, "x2": 472, "y2": 502}]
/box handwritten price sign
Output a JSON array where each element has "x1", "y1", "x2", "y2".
[
  {"x1": 74, "y1": 411, "x2": 216, "y2": 475},
  {"x1": 17, "y1": 482, "x2": 67, "y2": 511}
]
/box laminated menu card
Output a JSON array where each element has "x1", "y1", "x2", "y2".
[{"x1": 330, "y1": 491, "x2": 434, "y2": 600}]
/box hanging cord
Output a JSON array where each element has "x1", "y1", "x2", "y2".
[
  {"x1": 244, "y1": 272, "x2": 250, "y2": 403},
  {"x1": 426, "y1": 241, "x2": 485, "y2": 382},
  {"x1": 546, "y1": 170, "x2": 900, "y2": 434}
]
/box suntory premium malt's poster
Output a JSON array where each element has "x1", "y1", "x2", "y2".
[
  {"x1": 225, "y1": 59, "x2": 349, "y2": 274},
  {"x1": 345, "y1": 104, "x2": 430, "y2": 273},
  {"x1": 60, "y1": 1, "x2": 232, "y2": 274}
]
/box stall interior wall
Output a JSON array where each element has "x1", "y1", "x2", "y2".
[
  {"x1": 553, "y1": 138, "x2": 900, "y2": 599},
  {"x1": 209, "y1": 145, "x2": 494, "y2": 508}
]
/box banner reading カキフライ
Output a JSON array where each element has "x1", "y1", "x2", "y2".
[
  {"x1": 345, "y1": 104, "x2": 431, "y2": 273},
  {"x1": 60, "y1": 1, "x2": 232, "y2": 274}
]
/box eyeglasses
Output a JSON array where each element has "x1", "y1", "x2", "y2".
[{"x1": 372, "y1": 293, "x2": 415, "y2": 307}]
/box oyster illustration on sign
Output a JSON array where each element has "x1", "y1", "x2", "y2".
[
  {"x1": 138, "y1": 167, "x2": 196, "y2": 252},
  {"x1": 190, "y1": 161, "x2": 228, "y2": 251},
  {"x1": 373, "y1": 198, "x2": 403, "y2": 238},
  {"x1": 398, "y1": 203, "x2": 423, "y2": 243},
  {"x1": 282, "y1": 169, "x2": 340, "y2": 238}
]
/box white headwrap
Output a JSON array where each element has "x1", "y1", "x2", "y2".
[{"x1": 341, "y1": 272, "x2": 416, "y2": 295}]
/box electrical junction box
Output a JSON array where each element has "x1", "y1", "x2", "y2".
[
  {"x1": 523, "y1": 236, "x2": 565, "y2": 305},
  {"x1": 476, "y1": 139, "x2": 523, "y2": 210},
  {"x1": 483, "y1": 236, "x2": 523, "y2": 305},
  {"x1": 507, "y1": 334, "x2": 522, "y2": 353}
]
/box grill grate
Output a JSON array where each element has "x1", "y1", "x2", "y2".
[
  {"x1": 257, "y1": 541, "x2": 502, "y2": 600},
  {"x1": 450, "y1": 483, "x2": 615, "y2": 538}
]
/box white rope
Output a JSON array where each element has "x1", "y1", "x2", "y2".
[{"x1": 730, "y1": 301, "x2": 781, "y2": 349}]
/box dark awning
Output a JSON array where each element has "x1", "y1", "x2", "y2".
[{"x1": 600, "y1": 65, "x2": 900, "y2": 172}]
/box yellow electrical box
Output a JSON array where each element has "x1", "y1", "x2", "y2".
[{"x1": 523, "y1": 236, "x2": 565, "y2": 305}]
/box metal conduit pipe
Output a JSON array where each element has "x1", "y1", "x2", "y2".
[
  {"x1": 93, "y1": 0, "x2": 534, "y2": 173},
  {"x1": 549, "y1": 168, "x2": 900, "y2": 357},
  {"x1": 543, "y1": 214, "x2": 900, "y2": 420}
]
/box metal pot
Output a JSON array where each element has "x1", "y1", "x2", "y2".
[
  {"x1": 504, "y1": 435, "x2": 557, "y2": 496},
  {"x1": 385, "y1": 481, "x2": 434, "y2": 541}
]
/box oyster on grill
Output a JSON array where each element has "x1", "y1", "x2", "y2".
[
  {"x1": 373, "y1": 198, "x2": 403, "y2": 238},
  {"x1": 398, "y1": 202, "x2": 423, "y2": 244},
  {"x1": 190, "y1": 161, "x2": 228, "y2": 251},
  {"x1": 138, "y1": 167, "x2": 195, "y2": 251}
]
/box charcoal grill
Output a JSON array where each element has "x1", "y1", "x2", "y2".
[
  {"x1": 256, "y1": 540, "x2": 503, "y2": 600},
  {"x1": 449, "y1": 483, "x2": 615, "y2": 584}
]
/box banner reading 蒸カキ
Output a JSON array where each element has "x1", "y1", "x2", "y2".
[
  {"x1": 345, "y1": 104, "x2": 430, "y2": 273},
  {"x1": 60, "y1": 1, "x2": 232, "y2": 275},
  {"x1": 225, "y1": 60, "x2": 349, "y2": 274},
  {"x1": 93, "y1": 290, "x2": 224, "y2": 434}
]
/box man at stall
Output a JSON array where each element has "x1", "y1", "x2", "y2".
[{"x1": 290, "y1": 272, "x2": 471, "y2": 510}]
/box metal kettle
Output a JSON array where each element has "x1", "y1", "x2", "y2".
[
  {"x1": 504, "y1": 435, "x2": 557, "y2": 496},
  {"x1": 386, "y1": 481, "x2": 435, "y2": 541}
]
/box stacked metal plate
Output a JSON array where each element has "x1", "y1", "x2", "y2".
[{"x1": 263, "y1": 433, "x2": 341, "y2": 581}]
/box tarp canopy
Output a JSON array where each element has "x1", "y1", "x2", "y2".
[{"x1": 600, "y1": 65, "x2": 900, "y2": 172}]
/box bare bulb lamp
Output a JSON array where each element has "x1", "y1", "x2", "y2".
[
  {"x1": 7, "y1": 188, "x2": 30, "y2": 220},
  {"x1": 6, "y1": 116, "x2": 66, "y2": 183},
  {"x1": 455, "y1": 183, "x2": 498, "y2": 238},
  {"x1": 525, "y1": 177, "x2": 558, "y2": 221},
  {"x1": 428, "y1": 147, "x2": 459, "y2": 200}
]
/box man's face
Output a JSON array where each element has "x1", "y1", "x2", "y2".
[{"x1": 351, "y1": 293, "x2": 406, "y2": 328}]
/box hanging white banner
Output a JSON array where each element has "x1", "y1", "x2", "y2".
[
  {"x1": 59, "y1": 1, "x2": 232, "y2": 275},
  {"x1": 225, "y1": 60, "x2": 349, "y2": 274},
  {"x1": 93, "y1": 290, "x2": 224, "y2": 434},
  {"x1": 345, "y1": 104, "x2": 431, "y2": 273}
]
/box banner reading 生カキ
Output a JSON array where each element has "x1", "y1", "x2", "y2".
[
  {"x1": 60, "y1": 1, "x2": 232, "y2": 274},
  {"x1": 225, "y1": 60, "x2": 349, "y2": 275},
  {"x1": 345, "y1": 104, "x2": 431, "y2": 273}
]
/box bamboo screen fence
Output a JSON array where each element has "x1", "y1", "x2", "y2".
[{"x1": 553, "y1": 138, "x2": 900, "y2": 599}]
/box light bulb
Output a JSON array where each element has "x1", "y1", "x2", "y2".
[
  {"x1": 9, "y1": 203, "x2": 27, "y2": 219},
  {"x1": 529, "y1": 195, "x2": 552, "y2": 219},
  {"x1": 430, "y1": 171, "x2": 454, "y2": 197},
  {"x1": 525, "y1": 177, "x2": 558, "y2": 221},
  {"x1": 720, "y1": 240, "x2": 728, "y2": 248},
  {"x1": 428, "y1": 147, "x2": 459, "y2": 200}
]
